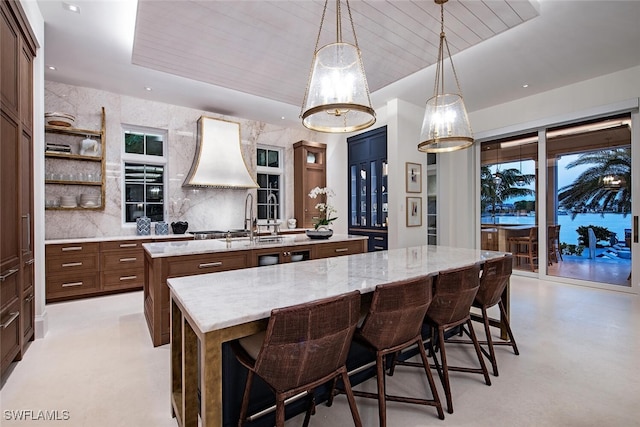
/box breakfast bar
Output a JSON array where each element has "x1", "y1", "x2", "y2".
[{"x1": 168, "y1": 245, "x2": 510, "y2": 427}]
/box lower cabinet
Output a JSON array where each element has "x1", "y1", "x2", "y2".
[
  {"x1": 146, "y1": 238, "x2": 367, "y2": 346},
  {"x1": 45, "y1": 237, "x2": 189, "y2": 303},
  {"x1": 145, "y1": 250, "x2": 252, "y2": 346}
]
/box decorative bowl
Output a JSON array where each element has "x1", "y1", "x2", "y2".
[
  {"x1": 305, "y1": 229, "x2": 333, "y2": 240},
  {"x1": 45, "y1": 112, "x2": 75, "y2": 127},
  {"x1": 171, "y1": 221, "x2": 188, "y2": 234}
]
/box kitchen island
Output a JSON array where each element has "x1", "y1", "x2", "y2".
[
  {"x1": 143, "y1": 234, "x2": 368, "y2": 346},
  {"x1": 168, "y1": 245, "x2": 510, "y2": 427}
]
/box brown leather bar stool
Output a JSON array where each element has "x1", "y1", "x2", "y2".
[
  {"x1": 347, "y1": 276, "x2": 445, "y2": 426},
  {"x1": 230, "y1": 291, "x2": 362, "y2": 427},
  {"x1": 422, "y1": 264, "x2": 491, "y2": 414},
  {"x1": 450, "y1": 255, "x2": 519, "y2": 376}
]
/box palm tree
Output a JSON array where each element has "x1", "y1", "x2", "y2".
[
  {"x1": 557, "y1": 148, "x2": 630, "y2": 219},
  {"x1": 481, "y1": 165, "x2": 535, "y2": 222}
]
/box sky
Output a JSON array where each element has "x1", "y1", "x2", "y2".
[{"x1": 491, "y1": 153, "x2": 589, "y2": 205}]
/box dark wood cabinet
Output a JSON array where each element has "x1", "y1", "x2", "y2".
[
  {"x1": 1, "y1": 0, "x2": 36, "y2": 381},
  {"x1": 293, "y1": 141, "x2": 327, "y2": 229},
  {"x1": 347, "y1": 126, "x2": 388, "y2": 251}
]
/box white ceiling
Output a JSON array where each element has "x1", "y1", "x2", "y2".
[{"x1": 39, "y1": 0, "x2": 640, "y2": 131}]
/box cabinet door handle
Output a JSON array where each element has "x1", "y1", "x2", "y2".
[
  {"x1": 199, "y1": 262, "x2": 223, "y2": 269},
  {"x1": 62, "y1": 281, "x2": 83, "y2": 288},
  {"x1": 26, "y1": 258, "x2": 35, "y2": 265},
  {"x1": 119, "y1": 257, "x2": 137, "y2": 263},
  {"x1": 374, "y1": 237, "x2": 384, "y2": 241},
  {"x1": 25, "y1": 295, "x2": 34, "y2": 303},
  {"x1": 374, "y1": 246, "x2": 385, "y2": 250},
  {"x1": 119, "y1": 243, "x2": 138, "y2": 248},
  {"x1": 62, "y1": 246, "x2": 83, "y2": 251},
  {"x1": 120, "y1": 275, "x2": 138, "y2": 281},
  {"x1": 0, "y1": 267, "x2": 19, "y2": 281},
  {"x1": 1, "y1": 312, "x2": 20, "y2": 329},
  {"x1": 335, "y1": 248, "x2": 349, "y2": 253},
  {"x1": 62, "y1": 262, "x2": 83, "y2": 268},
  {"x1": 22, "y1": 214, "x2": 31, "y2": 252}
]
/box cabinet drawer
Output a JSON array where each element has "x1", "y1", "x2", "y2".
[
  {"x1": 101, "y1": 239, "x2": 148, "y2": 252},
  {"x1": 102, "y1": 251, "x2": 144, "y2": 270},
  {"x1": 102, "y1": 269, "x2": 144, "y2": 290},
  {"x1": 46, "y1": 253, "x2": 99, "y2": 275},
  {"x1": 167, "y1": 252, "x2": 249, "y2": 278},
  {"x1": 1, "y1": 301, "x2": 21, "y2": 370},
  {"x1": 314, "y1": 240, "x2": 365, "y2": 259},
  {"x1": 1, "y1": 265, "x2": 20, "y2": 312},
  {"x1": 46, "y1": 272, "x2": 99, "y2": 299},
  {"x1": 46, "y1": 242, "x2": 99, "y2": 257}
]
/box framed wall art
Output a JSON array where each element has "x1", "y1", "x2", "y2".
[
  {"x1": 406, "y1": 162, "x2": 422, "y2": 193},
  {"x1": 406, "y1": 196, "x2": 422, "y2": 227}
]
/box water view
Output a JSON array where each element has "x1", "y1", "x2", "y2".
[{"x1": 482, "y1": 213, "x2": 630, "y2": 246}]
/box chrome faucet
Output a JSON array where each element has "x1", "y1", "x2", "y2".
[{"x1": 244, "y1": 193, "x2": 254, "y2": 242}]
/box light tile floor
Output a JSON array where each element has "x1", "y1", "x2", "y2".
[{"x1": 1, "y1": 276, "x2": 639, "y2": 426}]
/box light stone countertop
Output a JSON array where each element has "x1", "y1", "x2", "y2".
[
  {"x1": 168, "y1": 245, "x2": 507, "y2": 334},
  {"x1": 142, "y1": 233, "x2": 368, "y2": 258},
  {"x1": 45, "y1": 233, "x2": 192, "y2": 245}
]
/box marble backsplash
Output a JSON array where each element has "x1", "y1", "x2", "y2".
[{"x1": 44, "y1": 82, "x2": 323, "y2": 240}]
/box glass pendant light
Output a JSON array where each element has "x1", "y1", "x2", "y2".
[
  {"x1": 418, "y1": 0, "x2": 474, "y2": 153},
  {"x1": 300, "y1": 0, "x2": 376, "y2": 133}
]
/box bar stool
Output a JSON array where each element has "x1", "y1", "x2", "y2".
[
  {"x1": 508, "y1": 226, "x2": 538, "y2": 271},
  {"x1": 230, "y1": 291, "x2": 362, "y2": 427},
  {"x1": 450, "y1": 255, "x2": 519, "y2": 376},
  {"x1": 422, "y1": 264, "x2": 491, "y2": 414},
  {"x1": 548, "y1": 224, "x2": 562, "y2": 264},
  {"x1": 348, "y1": 276, "x2": 445, "y2": 426}
]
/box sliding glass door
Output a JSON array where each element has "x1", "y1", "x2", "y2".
[
  {"x1": 480, "y1": 114, "x2": 633, "y2": 288},
  {"x1": 545, "y1": 115, "x2": 631, "y2": 286}
]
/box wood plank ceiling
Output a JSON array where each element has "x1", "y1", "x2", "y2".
[{"x1": 132, "y1": 0, "x2": 538, "y2": 107}]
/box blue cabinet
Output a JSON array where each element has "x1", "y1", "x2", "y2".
[{"x1": 347, "y1": 126, "x2": 388, "y2": 251}]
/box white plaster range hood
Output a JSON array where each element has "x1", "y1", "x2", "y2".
[{"x1": 183, "y1": 116, "x2": 258, "y2": 188}]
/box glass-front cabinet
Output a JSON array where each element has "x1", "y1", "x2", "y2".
[{"x1": 347, "y1": 126, "x2": 388, "y2": 251}]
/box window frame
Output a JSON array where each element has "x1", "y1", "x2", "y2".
[
  {"x1": 121, "y1": 124, "x2": 168, "y2": 226},
  {"x1": 256, "y1": 145, "x2": 284, "y2": 222}
]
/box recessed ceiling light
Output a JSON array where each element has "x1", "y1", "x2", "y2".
[
  {"x1": 281, "y1": 116, "x2": 285, "y2": 120},
  {"x1": 145, "y1": 87, "x2": 152, "y2": 91},
  {"x1": 48, "y1": 66, "x2": 56, "y2": 70},
  {"x1": 63, "y1": 2, "x2": 80, "y2": 13},
  {"x1": 522, "y1": 84, "x2": 529, "y2": 88}
]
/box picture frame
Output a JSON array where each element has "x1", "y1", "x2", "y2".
[
  {"x1": 406, "y1": 162, "x2": 422, "y2": 193},
  {"x1": 406, "y1": 196, "x2": 422, "y2": 227}
]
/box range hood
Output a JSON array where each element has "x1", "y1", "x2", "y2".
[{"x1": 183, "y1": 116, "x2": 258, "y2": 188}]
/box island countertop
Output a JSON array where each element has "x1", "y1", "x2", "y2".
[
  {"x1": 142, "y1": 233, "x2": 368, "y2": 258},
  {"x1": 168, "y1": 245, "x2": 507, "y2": 334}
]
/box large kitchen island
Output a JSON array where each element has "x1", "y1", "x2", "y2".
[
  {"x1": 143, "y1": 234, "x2": 368, "y2": 346},
  {"x1": 167, "y1": 245, "x2": 510, "y2": 427}
]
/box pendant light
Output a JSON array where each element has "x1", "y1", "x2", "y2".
[
  {"x1": 492, "y1": 145, "x2": 502, "y2": 185},
  {"x1": 300, "y1": 0, "x2": 376, "y2": 133},
  {"x1": 418, "y1": 0, "x2": 474, "y2": 153}
]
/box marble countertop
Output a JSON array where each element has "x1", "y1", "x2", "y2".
[
  {"x1": 45, "y1": 233, "x2": 192, "y2": 245},
  {"x1": 168, "y1": 245, "x2": 507, "y2": 334},
  {"x1": 142, "y1": 233, "x2": 367, "y2": 258}
]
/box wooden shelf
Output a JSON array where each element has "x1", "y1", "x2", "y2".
[
  {"x1": 45, "y1": 180, "x2": 102, "y2": 186},
  {"x1": 44, "y1": 125, "x2": 101, "y2": 137},
  {"x1": 45, "y1": 152, "x2": 102, "y2": 161}
]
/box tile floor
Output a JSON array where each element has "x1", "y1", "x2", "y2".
[{"x1": 1, "y1": 276, "x2": 639, "y2": 427}]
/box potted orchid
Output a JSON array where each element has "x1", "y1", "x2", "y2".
[{"x1": 307, "y1": 187, "x2": 337, "y2": 238}]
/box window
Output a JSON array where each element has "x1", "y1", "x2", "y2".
[
  {"x1": 256, "y1": 146, "x2": 283, "y2": 221},
  {"x1": 122, "y1": 126, "x2": 167, "y2": 224}
]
